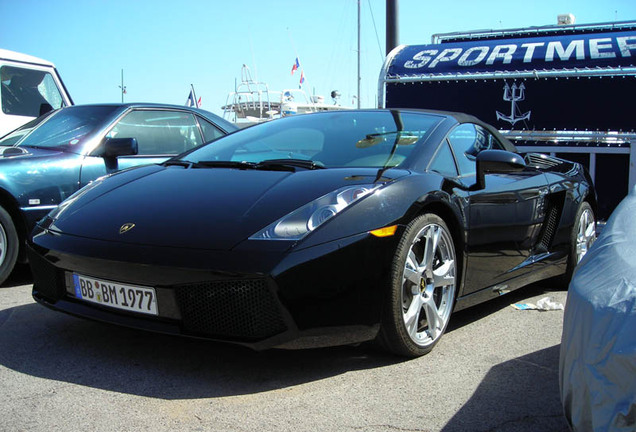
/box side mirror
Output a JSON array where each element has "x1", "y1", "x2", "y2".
[
  {"x1": 474, "y1": 149, "x2": 526, "y2": 190},
  {"x1": 98, "y1": 137, "x2": 138, "y2": 158}
]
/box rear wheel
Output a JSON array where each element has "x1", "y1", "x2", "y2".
[
  {"x1": 0, "y1": 206, "x2": 18, "y2": 285},
  {"x1": 378, "y1": 213, "x2": 457, "y2": 357},
  {"x1": 565, "y1": 202, "x2": 596, "y2": 281}
]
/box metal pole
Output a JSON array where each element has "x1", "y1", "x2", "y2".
[
  {"x1": 357, "y1": 0, "x2": 361, "y2": 109},
  {"x1": 191, "y1": 84, "x2": 198, "y2": 108},
  {"x1": 121, "y1": 69, "x2": 124, "y2": 103},
  {"x1": 386, "y1": 0, "x2": 398, "y2": 55},
  {"x1": 630, "y1": 141, "x2": 636, "y2": 192}
]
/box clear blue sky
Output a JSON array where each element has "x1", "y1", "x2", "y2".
[{"x1": 2, "y1": 0, "x2": 634, "y2": 116}]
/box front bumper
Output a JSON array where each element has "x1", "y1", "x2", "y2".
[{"x1": 28, "y1": 228, "x2": 399, "y2": 350}]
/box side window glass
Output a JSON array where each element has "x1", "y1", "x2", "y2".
[
  {"x1": 198, "y1": 117, "x2": 225, "y2": 143},
  {"x1": 1, "y1": 66, "x2": 64, "y2": 117},
  {"x1": 447, "y1": 123, "x2": 504, "y2": 176},
  {"x1": 107, "y1": 110, "x2": 203, "y2": 155},
  {"x1": 448, "y1": 124, "x2": 479, "y2": 176},
  {"x1": 429, "y1": 139, "x2": 458, "y2": 177},
  {"x1": 482, "y1": 127, "x2": 506, "y2": 151}
]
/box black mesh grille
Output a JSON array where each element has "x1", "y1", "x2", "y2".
[
  {"x1": 537, "y1": 194, "x2": 565, "y2": 252},
  {"x1": 175, "y1": 278, "x2": 287, "y2": 340},
  {"x1": 27, "y1": 246, "x2": 64, "y2": 301},
  {"x1": 538, "y1": 205, "x2": 559, "y2": 251}
]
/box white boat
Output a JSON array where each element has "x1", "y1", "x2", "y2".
[{"x1": 222, "y1": 65, "x2": 347, "y2": 126}]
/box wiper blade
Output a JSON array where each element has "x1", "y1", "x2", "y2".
[
  {"x1": 185, "y1": 159, "x2": 325, "y2": 172},
  {"x1": 192, "y1": 160, "x2": 256, "y2": 169},
  {"x1": 255, "y1": 159, "x2": 325, "y2": 170},
  {"x1": 162, "y1": 159, "x2": 193, "y2": 168},
  {"x1": 20, "y1": 144, "x2": 64, "y2": 151}
]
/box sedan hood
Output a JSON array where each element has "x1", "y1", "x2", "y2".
[
  {"x1": 49, "y1": 165, "x2": 408, "y2": 250},
  {"x1": 0, "y1": 145, "x2": 63, "y2": 159}
]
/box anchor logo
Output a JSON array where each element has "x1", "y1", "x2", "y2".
[{"x1": 496, "y1": 82, "x2": 531, "y2": 126}]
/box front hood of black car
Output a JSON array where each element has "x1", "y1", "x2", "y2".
[{"x1": 48, "y1": 165, "x2": 409, "y2": 250}]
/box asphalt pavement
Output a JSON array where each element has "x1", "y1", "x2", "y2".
[{"x1": 0, "y1": 264, "x2": 570, "y2": 432}]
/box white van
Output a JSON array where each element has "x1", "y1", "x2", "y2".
[{"x1": 0, "y1": 49, "x2": 73, "y2": 136}]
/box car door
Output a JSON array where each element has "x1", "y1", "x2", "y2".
[
  {"x1": 447, "y1": 123, "x2": 550, "y2": 295},
  {"x1": 79, "y1": 108, "x2": 222, "y2": 187}
]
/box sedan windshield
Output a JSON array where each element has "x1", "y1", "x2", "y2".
[
  {"x1": 15, "y1": 105, "x2": 119, "y2": 151},
  {"x1": 180, "y1": 110, "x2": 443, "y2": 169},
  {"x1": 0, "y1": 112, "x2": 52, "y2": 146}
]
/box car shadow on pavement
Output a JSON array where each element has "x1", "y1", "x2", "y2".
[
  {"x1": 0, "y1": 301, "x2": 404, "y2": 399},
  {"x1": 441, "y1": 345, "x2": 570, "y2": 432},
  {"x1": 0, "y1": 276, "x2": 566, "y2": 402}
]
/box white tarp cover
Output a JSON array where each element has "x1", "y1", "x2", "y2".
[{"x1": 560, "y1": 187, "x2": 636, "y2": 431}]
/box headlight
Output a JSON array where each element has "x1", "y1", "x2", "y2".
[{"x1": 250, "y1": 185, "x2": 379, "y2": 241}]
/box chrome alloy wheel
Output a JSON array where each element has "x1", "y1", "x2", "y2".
[
  {"x1": 575, "y1": 206, "x2": 596, "y2": 264},
  {"x1": 400, "y1": 223, "x2": 456, "y2": 348}
]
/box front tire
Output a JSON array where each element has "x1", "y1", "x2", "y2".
[
  {"x1": 378, "y1": 213, "x2": 457, "y2": 357},
  {"x1": 0, "y1": 206, "x2": 18, "y2": 286}
]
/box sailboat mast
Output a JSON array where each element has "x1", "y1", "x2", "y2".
[{"x1": 357, "y1": 0, "x2": 361, "y2": 109}]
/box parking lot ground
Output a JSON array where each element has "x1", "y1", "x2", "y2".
[{"x1": 1, "y1": 264, "x2": 570, "y2": 432}]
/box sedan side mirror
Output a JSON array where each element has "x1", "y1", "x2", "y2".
[
  {"x1": 98, "y1": 137, "x2": 138, "y2": 158},
  {"x1": 474, "y1": 149, "x2": 526, "y2": 190}
]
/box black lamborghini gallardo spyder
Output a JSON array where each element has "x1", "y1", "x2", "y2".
[{"x1": 29, "y1": 109, "x2": 596, "y2": 357}]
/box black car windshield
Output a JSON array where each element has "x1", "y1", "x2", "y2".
[
  {"x1": 180, "y1": 110, "x2": 444, "y2": 169},
  {"x1": 15, "y1": 105, "x2": 120, "y2": 151}
]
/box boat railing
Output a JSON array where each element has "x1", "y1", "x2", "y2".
[{"x1": 223, "y1": 65, "x2": 349, "y2": 124}]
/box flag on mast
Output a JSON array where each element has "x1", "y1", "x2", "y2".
[
  {"x1": 185, "y1": 90, "x2": 196, "y2": 107},
  {"x1": 185, "y1": 88, "x2": 201, "y2": 108},
  {"x1": 291, "y1": 58, "x2": 300, "y2": 75}
]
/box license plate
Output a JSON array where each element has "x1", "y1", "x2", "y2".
[{"x1": 72, "y1": 274, "x2": 158, "y2": 315}]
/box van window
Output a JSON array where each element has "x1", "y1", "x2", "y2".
[{"x1": 1, "y1": 66, "x2": 65, "y2": 117}]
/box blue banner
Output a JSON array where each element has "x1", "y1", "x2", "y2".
[{"x1": 389, "y1": 31, "x2": 636, "y2": 76}]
